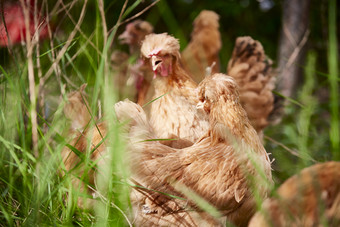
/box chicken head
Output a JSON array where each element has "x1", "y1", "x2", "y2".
[
  {"x1": 197, "y1": 74, "x2": 239, "y2": 113},
  {"x1": 141, "y1": 33, "x2": 181, "y2": 79},
  {"x1": 118, "y1": 20, "x2": 153, "y2": 53}
]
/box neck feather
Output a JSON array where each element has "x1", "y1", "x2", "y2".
[
  {"x1": 210, "y1": 97, "x2": 264, "y2": 153},
  {"x1": 153, "y1": 59, "x2": 196, "y2": 94}
]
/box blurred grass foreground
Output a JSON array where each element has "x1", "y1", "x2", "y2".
[{"x1": 0, "y1": 0, "x2": 339, "y2": 226}]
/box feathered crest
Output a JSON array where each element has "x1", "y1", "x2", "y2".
[
  {"x1": 198, "y1": 73, "x2": 239, "y2": 104},
  {"x1": 141, "y1": 33, "x2": 181, "y2": 60}
]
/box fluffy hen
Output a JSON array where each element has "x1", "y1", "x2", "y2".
[
  {"x1": 227, "y1": 36, "x2": 274, "y2": 135},
  {"x1": 141, "y1": 33, "x2": 209, "y2": 145},
  {"x1": 115, "y1": 73, "x2": 273, "y2": 226},
  {"x1": 249, "y1": 161, "x2": 340, "y2": 227},
  {"x1": 181, "y1": 10, "x2": 222, "y2": 82}
]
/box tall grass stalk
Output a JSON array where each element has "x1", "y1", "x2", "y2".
[
  {"x1": 328, "y1": 0, "x2": 339, "y2": 160},
  {"x1": 268, "y1": 51, "x2": 326, "y2": 180},
  {"x1": 296, "y1": 51, "x2": 317, "y2": 167},
  {"x1": 0, "y1": 0, "x2": 156, "y2": 225},
  {"x1": 19, "y1": 0, "x2": 39, "y2": 157}
]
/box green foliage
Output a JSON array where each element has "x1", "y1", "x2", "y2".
[
  {"x1": 327, "y1": 0, "x2": 339, "y2": 160},
  {"x1": 266, "y1": 51, "x2": 334, "y2": 184},
  {"x1": 0, "y1": 0, "x2": 338, "y2": 226}
]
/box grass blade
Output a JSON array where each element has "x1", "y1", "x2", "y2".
[{"x1": 328, "y1": 0, "x2": 339, "y2": 160}]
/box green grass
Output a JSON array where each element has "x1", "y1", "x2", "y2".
[
  {"x1": 0, "y1": 1, "x2": 140, "y2": 226},
  {"x1": 0, "y1": 0, "x2": 339, "y2": 226},
  {"x1": 266, "y1": 51, "x2": 332, "y2": 182},
  {"x1": 328, "y1": 0, "x2": 339, "y2": 160}
]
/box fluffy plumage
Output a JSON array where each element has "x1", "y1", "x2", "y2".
[
  {"x1": 115, "y1": 73, "x2": 273, "y2": 226},
  {"x1": 181, "y1": 10, "x2": 222, "y2": 82},
  {"x1": 249, "y1": 161, "x2": 340, "y2": 227},
  {"x1": 141, "y1": 33, "x2": 209, "y2": 144},
  {"x1": 141, "y1": 33, "x2": 181, "y2": 61},
  {"x1": 227, "y1": 36, "x2": 274, "y2": 135}
]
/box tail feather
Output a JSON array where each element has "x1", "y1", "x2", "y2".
[
  {"x1": 114, "y1": 99, "x2": 154, "y2": 143},
  {"x1": 114, "y1": 100, "x2": 185, "y2": 185},
  {"x1": 227, "y1": 36, "x2": 275, "y2": 133}
]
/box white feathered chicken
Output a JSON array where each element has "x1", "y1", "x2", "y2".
[{"x1": 140, "y1": 33, "x2": 209, "y2": 145}]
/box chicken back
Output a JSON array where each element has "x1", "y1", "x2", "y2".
[
  {"x1": 249, "y1": 161, "x2": 340, "y2": 227},
  {"x1": 181, "y1": 10, "x2": 222, "y2": 83},
  {"x1": 227, "y1": 36, "x2": 275, "y2": 135}
]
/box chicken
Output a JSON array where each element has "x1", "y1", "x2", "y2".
[
  {"x1": 63, "y1": 84, "x2": 92, "y2": 132},
  {"x1": 61, "y1": 85, "x2": 106, "y2": 207},
  {"x1": 140, "y1": 33, "x2": 209, "y2": 144},
  {"x1": 180, "y1": 11, "x2": 275, "y2": 134},
  {"x1": 116, "y1": 19, "x2": 154, "y2": 105},
  {"x1": 181, "y1": 10, "x2": 222, "y2": 83},
  {"x1": 249, "y1": 161, "x2": 340, "y2": 227},
  {"x1": 115, "y1": 73, "x2": 273, "y2": 226},
  {"x1": 119, "y1": 19, "x2": 154, "y2": 54},
  {"x1": 227, "y1": 36, "x2": 274, "y2": 135},
  {"x1": 60, "y1": 121, "x2": 107, "y2": 208}
]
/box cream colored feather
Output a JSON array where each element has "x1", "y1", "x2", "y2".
[{"x1": 141, "y1": 33, "x2": 209, "y2": 144}]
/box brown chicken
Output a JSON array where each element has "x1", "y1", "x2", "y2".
[
  {"x1": 63, "y1": 84, "x2": 92, "y2": 132},
  {"x1": 119, "y1": 19, "x2": 154, "y2": 54},
  {"x1": 115, "y1": 73, "x2": 273, "y2": 226},
  {"x1": 140, "y1": 33, "x2": 209, "y2": 144},
  {"x1": 180, "y1": 12, "x2": 275, "y2": 135},
  {"x1": 227, "y1": 36, "x2": 274, "y2": 135},
  {"x1": 61, "y1": 85, "x2": 107, "y2": 207},
  {"x1": 60, "y1": 121, "x2": 107, "y2": 208},
  {"x1": 249, "y1": 161, "x2": 340, "y2": 227},
  {"x1": 117, "y1": 19, "x2": 154, "y2": 105},
  {"x1": 181, "y1": 10, "x2": 222, "y2": 83}
]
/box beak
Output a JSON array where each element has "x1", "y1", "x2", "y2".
[
  {"x1": 118, "y1": 31, "x2": 130, "y2": 44},
  {"x1": 151, "y1": 55, "x2": 162, "y2": 72},
  {"x1": 196, "y1": 100, "x2": 206, "y2": 110}
]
